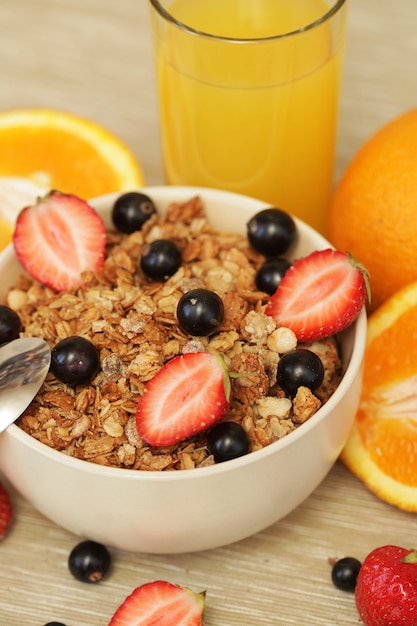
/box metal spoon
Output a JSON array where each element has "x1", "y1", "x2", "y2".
[{"x1": 0, "y1": 337, "x2": 51, "y2": 433}]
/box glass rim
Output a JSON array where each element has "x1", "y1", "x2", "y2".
[{"x1": 148, "y1": 0, "x2": 347, "y2": 43}]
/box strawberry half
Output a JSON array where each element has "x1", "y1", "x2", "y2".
[
  {"x1": 108, "y1": 580, "x2": 206, "y2": 626},
  {"x1": 0, "y1": 480, "x2": 13, "y2": 540},
  {"x1": 136, "y1": 352, "x2": 231, "y2": 447},
  {"x1": 13, "y1": 190, "x2": 106, "y2": 292},
  {"x1": 266, "y1": 248, "x2": 369, "y2": 342}
]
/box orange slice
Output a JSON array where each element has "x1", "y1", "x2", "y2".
[
  {"x1": 341, "y1": 280, "x2": 417, "y2": 510},
  {"x1": 0, "y1": 108, "x2": 145, "y2": 250}
]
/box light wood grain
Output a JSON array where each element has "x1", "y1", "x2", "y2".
[{"x1": 1, "y1": 1, "x2": 417, "y2": 624}]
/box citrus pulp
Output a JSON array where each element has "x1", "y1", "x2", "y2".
[{"x1": 342, "y1": 280, "x2": 417, "y2": 511}]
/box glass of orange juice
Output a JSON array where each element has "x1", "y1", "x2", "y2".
[{"x1": 148, "y1": 0, "x2": 348, "y2": 235}]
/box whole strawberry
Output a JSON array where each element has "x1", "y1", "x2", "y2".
[
  {"x1": 0, "y1": 480, "x2": 13, "y2": 539},
  {"x1": 355, "y1": 545, "x2": 417, "y2": 625}
]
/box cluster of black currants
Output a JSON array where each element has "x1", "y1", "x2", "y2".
[
  {"x1": 247, "y1": 207, "x2": 325, "y2": 395},
  {"x1": 111, "y1": 191, "x2": 183, "y2": 282},
  {"x1": 247, "y1": 207, "x2": 296, "y2": 296}
]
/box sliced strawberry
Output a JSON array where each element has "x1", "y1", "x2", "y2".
[
  {"x1": 136, "y1": 352, "x2": 231, "y2": 447},
  {"x1": 266, "y1": 249, "x2": 369, "y2": 342},
  {"x1": 13, "y1": 190, "x2": 106, "y2": 292},
  {"x1": 108, "y1": 580, "x2": 206, "y2": 626},
  {"x1": 0, "y1": 480, "x2": 13, "y2": 540}
]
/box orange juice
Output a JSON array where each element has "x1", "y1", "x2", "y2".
[{"x1": 151, "y1": 0, "x2": 347, "y2": 234}]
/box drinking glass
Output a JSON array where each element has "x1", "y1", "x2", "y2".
[{"x1": 148, "y1": 0, "x2": 348, "y2": 234}]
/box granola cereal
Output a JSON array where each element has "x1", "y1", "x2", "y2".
[{"x1": 7, "y1": 196, "x2": 343, "y2": 471}]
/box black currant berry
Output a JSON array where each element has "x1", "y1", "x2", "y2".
[
  {"x1": 277, "y1": 349, "x2": 324, "y2": 396},
  {"x1": 331, "y1": 556, "x2": 362, "y2": 592},
  {"x1": 51, "y1": 336, "x2": 100, "y2": 386},
  {"x1": 207, "y1": 422, "x2": 250, "y2": 463},
  {"x1": 255, "y1": 257, "x2": 292, "y2": 295},
  {"x1": 68, "y1": 540, "x2": 111, "y2": 583},
  {"x1": 247, "y1": 207, "x2": 296, "y2": 257},
  {"x1": 43, "y1": 622, "x2": 67, "y2": 626},
  {"x1": 177, "y1": 288, "x2": 224, "y2": 336},
  {"x1": 111, "y1": 192, "x2": 157, "y2": 234},
  {"x1": 0, "y1": 305, "x2": 22, "y2": 345},
  {"x1": 140, "y1": 239, "x2": 182, "y2": 281}
]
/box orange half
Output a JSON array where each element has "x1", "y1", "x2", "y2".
[
  {"x1": 0, "y1": 108, "x2": 145, "y2": 250},
  {"x1": 0, "y1": 108, "x2": 144, "y2": 197},
  {"x1": 342, "y1": 281, "x2": 417, "y2": 510}
]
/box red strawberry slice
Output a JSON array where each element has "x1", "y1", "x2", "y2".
[
  {"x1": 266, "y1": 248, "x2": 369, "y2": 342},
  {"x1": 13, "y1": 190, "x2": 106, "y2": 292},
  {"x1": 108, "y1": 580, "x2": 206, "y2": 625},
  {"x1": 136, "y1": 351, "x2": 231, "y2": 446},
  {"x1": 0, "y1": 480, "x2": 13, "y2": 540}
]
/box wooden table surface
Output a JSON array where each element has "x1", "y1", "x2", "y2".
[{"x1": 1, "y1": 1, "x2": 417, "y2": 624}]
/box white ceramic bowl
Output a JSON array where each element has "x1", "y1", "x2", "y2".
[{"x1": 0, "y1": 186, "x2": 366, "y2": 554}]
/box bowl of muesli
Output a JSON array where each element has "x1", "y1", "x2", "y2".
[{"x1": 0, "y1": 186, "x2": 367, "y2": 554}]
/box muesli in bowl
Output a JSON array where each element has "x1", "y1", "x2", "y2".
[{"x1": 0, "y1": 186, "x2": 367, "y2": 553}]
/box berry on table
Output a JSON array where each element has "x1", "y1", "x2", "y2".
[
  {"x1": 108, "y1": 580, "x2": 205, "y2": 625},
  {"x1": 255, "y1": 257, "x2": 292, "y2": 295},
  {"x1": 177, "y1": 288, "x2": 224, "y2": 336},
  {"x1": 111, "y1": 191, "x2": 157, "y2": 234},
  {"x1": 68, "y1": 540, "x2": 111, "y2": 583},
  {"x1": 0, "y1": 304, "x2": 22, "y2": 345},
  {"x1": 43, "y1": 622, "x2": 67, "y2": 626},
  {"x1": 207, "y1": 421, "x2": 250, "y2": 463},
  {"x1": 355, "y1": 545, "x2": 417, "y2": 626},
  {"x1": 247, "y1": 207, "x2": 296, "y2": 257},
  {"x1": 331, "y1": 556, "x2": 362, "y2": 592},
  {"x1": 51, "y1": 336, "x2": 100, "y2": 386},
  {"x1": 140, "y1": 239, "x2": 182, "y2": 281},
  {"x1": 277, "y1": 349, "x2": 324, "y2": 396},
  {"x1": 13, "y1": 190, "x2": 106, "y2": 292}
]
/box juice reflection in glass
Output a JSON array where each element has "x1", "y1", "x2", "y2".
[{"x1": 149, "y1": 0, "x2": 348, "y2": 234}]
